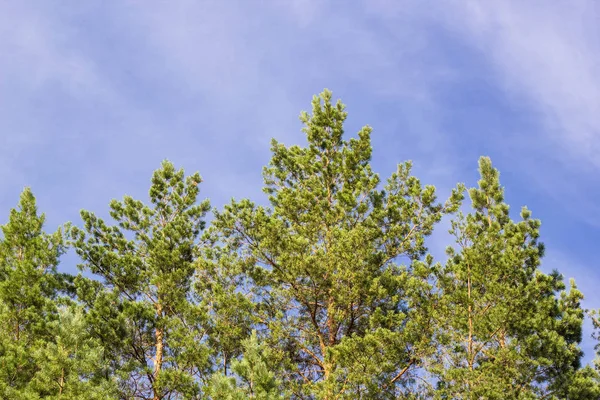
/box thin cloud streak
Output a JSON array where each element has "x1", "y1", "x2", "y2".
[{"x1": 431, "y1": 1, "x2": 600, "y2": 223}]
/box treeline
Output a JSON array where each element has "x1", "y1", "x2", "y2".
[{"x1": 1, "y1": 91, "x2": 599, "y2": 399}]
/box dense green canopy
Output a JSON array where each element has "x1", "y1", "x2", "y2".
[{"x1": 0, "y1": 91, "x2": 598, "y2": 399}]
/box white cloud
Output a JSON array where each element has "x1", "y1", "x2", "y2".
[
  {"x1": 401, "y1": 0, "x2": 600, "y2": 223},
  {"x1": 446, "y1": 1, "x2": 600, "y2": 166},
  {"x1": 357, "y1": 0, "x2": 600, "y2": 226},
  {"x1": 0, "y1": 2, "x2": 166, "y2": 224},
  {"x1": 0, "y1": 3, "x2": 115, "y2": 103}
]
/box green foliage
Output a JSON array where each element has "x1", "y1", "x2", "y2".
[
  {"x1": 0, "y1": 91, "x2": 598, "y2": 399},
  {"x1": 0, "y1": 189, "x2": 112, "y2": 399},
  {"x1": 0, "y1": 189, "x2": 67, "y2": 396},
  {"x1": 71, "y1": 161, "x2": 211, "y2": 399},
  {"x1": 207, "y1": 331, "x2": 285, "y2": 399},
  {"x1": 210, "y1": 90, "x2": 464, "y2": 398},
  {"x1": 431, "y1": 157, "x2": 594, "y2": 399},
  {"x1": 26, "y1": 306, "x2": 117, "y2": 399},
  {"x1": 0, "y1": 188, "x2": 67, "y2": 340}
]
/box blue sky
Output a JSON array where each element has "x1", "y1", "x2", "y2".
[{"x1": 1, "y1": 1, "x2": 599, "y2": 363}]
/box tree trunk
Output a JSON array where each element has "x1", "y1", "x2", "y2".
[
  {"x1": 58, "y1": 367, "x2": 65, "y2": 396},
  {"x1": 153, "y1": 303, "x2": 164, "y2": 400}
]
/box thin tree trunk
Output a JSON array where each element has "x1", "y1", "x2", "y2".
[
  {"x1": 153, "y1": 303, "x2": 164, "y2": 400},
  {"x1": 58, "y1": 367, "x2": 65, "y2": 396},
  {"x1": 468, "y1": 264, "x2": 473, "y2": 371},
  {"x1": 323, "y1": 294, "x2": 338, "y2": 400}
]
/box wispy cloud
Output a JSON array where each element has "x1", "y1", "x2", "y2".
[
  {"x1": 430, "y1": 1, "x2": 600, "y2": 223},
  {"x1": 2, "y1": 0, "x2": 597, "y2": 234},
  {"x1": 454, "y1": 1, "x2": 600, "y2": 161}
]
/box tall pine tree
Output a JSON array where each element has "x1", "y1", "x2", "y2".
[
  {"x1": 72, "y1": 161, "x2": 211, "y2": 399},
  {"x1": 210, "y1": 90, "x2": 464, "y2": 398},
  {"x1": 0, "y1": 188, "x2": 69, "y2": 398},
  {"x1": 430, "y1": 157, "x2": 592, "y2": 399}
]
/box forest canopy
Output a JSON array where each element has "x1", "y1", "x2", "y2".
[{"x1": 1, "y1": 90, "x2": 599, "y2": 399}]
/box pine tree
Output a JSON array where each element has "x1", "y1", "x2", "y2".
[
  {"x1": 26, "y1": 306, "x2": 118, "y2": 399},
  {"x1": 430, "y1": 157, "x2": 591, "y2": 399},
  {"x1": 206, "y1": 331, "x2": 285, "y2": 399},
  {"x1": 72, "y1": 161, "x2": 211, "y2": 399},
  {"x1": 0, "y1": 188, "x2": 69, "y2": 398},
  {"x1": 583, "y1": 309, "x2": 600, "y2": 397},
  {"x1": 195, "y1": 243, "x2": 256, "y2": 379},
  {"x1": 210, "y1": 90, "x2": 464, "y2": 398}
]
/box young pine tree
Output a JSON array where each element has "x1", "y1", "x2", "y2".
[
  {"x1": 0, "y1": 188, "x2": 69, "y2": 398},
  {"x1": 27, "y1": 306, "x2": 118, "y2": 399},
  {"x1": 72, "y1": 161, "x2": 211, "y2": 400},
  {"x1": 207, "y1": 331, "x2": 285, "y2": 399},
  {"x1": 210, "y1": 90, "x2": 464, "y2": 399},
  {"x1": 431, "y1": 157, "x2": 591, "y2": 399}
]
